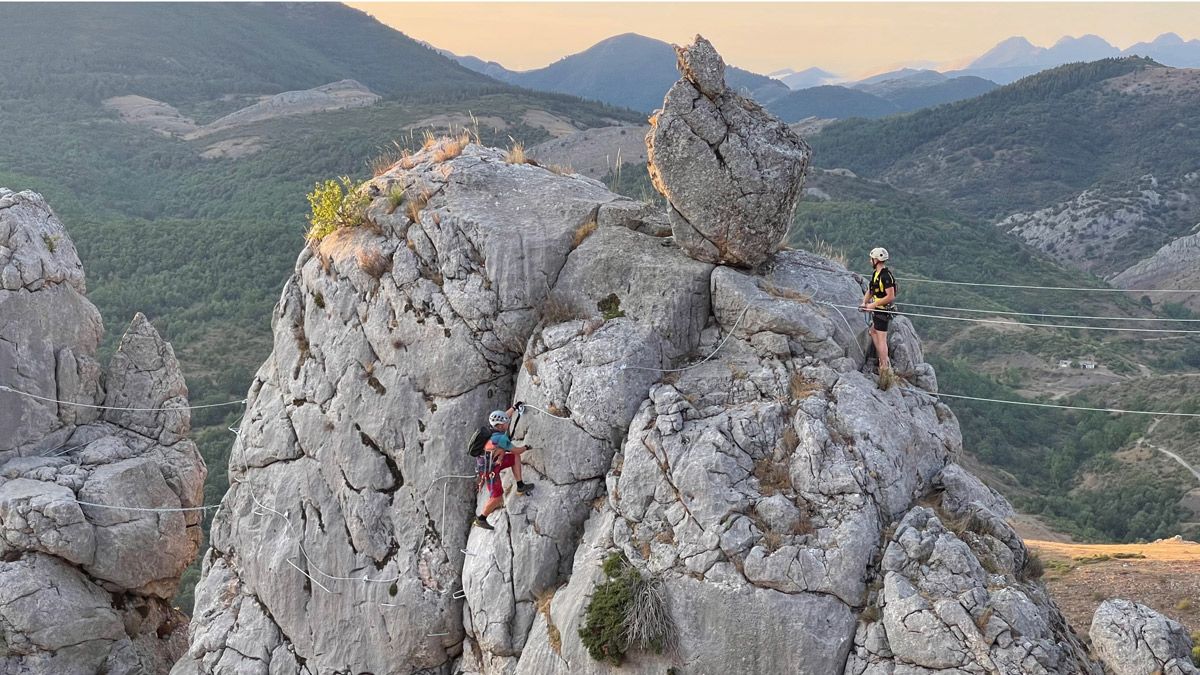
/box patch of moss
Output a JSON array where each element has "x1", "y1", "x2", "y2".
[{"x1": 597, "y1": 293, "x2": 626, "y2": 321}]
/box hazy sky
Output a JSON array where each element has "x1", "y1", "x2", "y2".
[{"x1": 349, "y1": 2, "x2": 1200, "y2": 78}]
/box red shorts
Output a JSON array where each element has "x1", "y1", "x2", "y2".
[{"x1": 482, "y1": 453, "x2": 516, "y2": 499}]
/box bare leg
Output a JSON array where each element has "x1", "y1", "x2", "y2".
[
  {"x1": 482, "y1": 495, "x2": 503, "y2": 517},
  {"x1": 511, "y1": 448, "x2": 524, "y2": 483},
  {"x1": 871, "y1": 327, "x2": 890, "y2": 372}
]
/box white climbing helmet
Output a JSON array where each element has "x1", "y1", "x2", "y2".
[
  {"x1": 869, "y1": 247, "x2": 890, "y2": 262},
  {"x1": 488, "y1": 410, "x2": 510, "y2": 428}
]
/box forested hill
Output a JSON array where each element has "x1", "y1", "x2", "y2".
[
  {"x1": 0, "y1": 2, "x2": 500, "y2": 103},
  {"x1": 808, "y1": 58, "x2": 1200, "y2": 219}
]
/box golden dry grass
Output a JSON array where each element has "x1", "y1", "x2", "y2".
[
  {"x1": 572, "y1": 218, "x2": 598, "y2": 249},
  {"x1": 355, "y1": 248, "x2": 390, "y2": 279},
  {"x1": 505, "y1": 141, "x2": 529, "y2": 165},
  {"x1": 432, "y1": 131, "x2": 471, "y2": 163}
]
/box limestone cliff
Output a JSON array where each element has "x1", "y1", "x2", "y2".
[
  {"x1": 0, "y1": 188, "x2": 206, "y2": 673},
  {"x1": 176, "y1": 37, "x2": 1193, "y2": 675}
]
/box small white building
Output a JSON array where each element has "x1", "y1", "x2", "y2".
[
  {"x1": 1080, "y1": 361, "x2": 1098, "y2": 370},
  {"x1": 1057, "y1": 360, "x2": 1073, "y2": 368}
]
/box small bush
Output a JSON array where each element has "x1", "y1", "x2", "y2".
[
  {"x1": 42, "y1": 233, "x2": 59, "y2": 253},
  {"x1": 305, "y1": 177, "x2": 369, "y2": 244},
  {"x1": 597, "y1": 293, "x2": 626, "y2": 321},
  {"x1": 581, "y1": 553, "x2": 638, "y2": 665},
  {"x1": 1177, "y1": 598, "x2": 1193, "y2": 612},
  {"x1": 580, "y1": 553, "x2": 676, "y2": 666}
]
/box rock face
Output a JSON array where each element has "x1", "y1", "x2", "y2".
[
  {"x1": 0, "y1": 188, "x2": 205, "y2": 673},
  {"x1": 178, "y1": 128, "x2": 1107, "y2": 673},
  {"x1": 1090, "y1": 599, "x2": 1200, "y2": 675},
  {"x1": 1111, "y1": 230, "x2": 1200, "y2": 311},
  {"x1": 646, "y1": 36, "x2": 812, "y2": 267}
]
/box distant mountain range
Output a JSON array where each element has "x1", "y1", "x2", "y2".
[
  {"x1": 439, "y1": 34, "x2": 1000, "y2": 121},
  {"x1": 432, "y1": 33, "x2": 789, "y2": 114}
]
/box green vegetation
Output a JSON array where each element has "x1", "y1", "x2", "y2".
[
  {"x1": 305, "y1": 177, "x2": 369, "y2": 243},
  {"x1": 597, "y1": 294, "x2": 626, "y2": 321},
  {"x1": 579, "y1": 552, "x2": 675, "y2": 665},
  {"x1": 808, "y1": 58, "x2": 1200, "y2": 219}
]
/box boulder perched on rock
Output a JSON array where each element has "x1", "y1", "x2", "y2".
[
  {"x1": 0, "y1": 189, "x2": 204, "y2": 674},
  {"x1": 646, "y1": 36, "x2": 812, "y2": 267},
  {"x1": 1090, "y1": 599, "x2": 1200, "y2": 675}
]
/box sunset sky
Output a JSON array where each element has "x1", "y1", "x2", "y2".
[{"x1": 349, "y1": 2, "x2": 1200, "y2": 79}]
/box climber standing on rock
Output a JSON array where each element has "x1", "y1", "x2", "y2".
[
  {"x1": 860, "y1": 247, "x2": 897, "y2": 374},
  {"x1": 471, "y1": 404, "x2": 535, "y2": 531}
]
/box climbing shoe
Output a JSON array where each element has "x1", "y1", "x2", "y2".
[
  {"x1": 472, "y1": 514, "x2": 494, "y2": 530},
  {"x1": 516, "y1": 481, "x2": 536, "y2": 495}
]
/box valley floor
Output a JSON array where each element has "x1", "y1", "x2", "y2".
[{"x1": 1024, "y1": 535, "x2": 1200, "y2": 637}]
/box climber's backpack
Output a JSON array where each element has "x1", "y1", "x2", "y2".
[{"x1": 467, "y1": 424, "x2": 493, "y2": 457}]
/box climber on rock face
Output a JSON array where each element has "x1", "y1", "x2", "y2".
[
  {"x1": 860, "y1": 247, "x2": 897, "y2": 374},
  {"x1": 472, "y1": 405, "x2": 535, "y2": 530}
]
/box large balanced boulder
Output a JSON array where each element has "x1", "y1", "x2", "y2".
[
  {"x1": 646, "y1": 36, "x2": 812, "y2": 267},
  {"x1": 0, "y1": 189, "x2": 204, "y2": 674},
  {"x1": 1090, "y1": 599, "x2": 1200, "y2": 675}
]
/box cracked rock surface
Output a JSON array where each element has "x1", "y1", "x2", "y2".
[
  {"x1": 0, "y1": 189, "x2": 204, "y2": 674},
  {"x1": 1090, "y1": 598, "x2": 1199, "y2": 675},
  {"x1": 646, "y1": 36, "x2": 812, "y2": 267}
]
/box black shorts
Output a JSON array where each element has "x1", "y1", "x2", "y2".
[{"x1": 871, "y1": 308, "x2": 894, "y2": 332}]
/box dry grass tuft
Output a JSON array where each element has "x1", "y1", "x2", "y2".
[
  {"x1": 572, "y1": 217, "x2": 598, "y2": 249},
  {"x1": 368, "y1": 140, "x2": 407, "y2": 177},
  {"x1": 753, "y1": 457, "x2": 792, "y2": 496},
  {"x1": 789, "y1": 372, "x2": 821, "y2": 402},
  {"x1": 421, "y1": 130, "x2": 438, "y2": 151},
  {"x1": 398, "y1": 150, "x2": 417, "y2": 170},
  {"x1": 539, "y1": 294, "x2": 589, "y2": 326},
  {"x1": 405, "y1": 188, "x2": 431, "y2": 224},
  {"x1": 545, "y1": 163, "x2": 575, "y2": 176},
  {"x1": 432, "y1": 131, "x2": 471, "y2": 163},
  {"x1": 801, "y1": 238, "x2": 849, "y2": 267},
  {"x1": 356, "y1": 248, "x2": 391, "y2": 279},
  {"x1": 535, "y1": 587, "x2": 563, "y2": 654},
  {"x1": 505, "y1": 141, "x2": 529, "y2": 165}
]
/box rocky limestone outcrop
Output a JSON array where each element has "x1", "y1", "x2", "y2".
[
  {"x1": 179, "y1": 136, "x2": 1105, "y2": 674},
  {"x1": 0, "y1": 189, "x2": 206, "y2": 673},
  {"x1": 1111, "y1": 230, "x2": 1200, "y2": 311},
  {"x1": 646, "y1": 36, "x2": 812, "y2": 267},
  {"x1": 1090, "y1": 599, "x2": 1200, "y2": 675}
]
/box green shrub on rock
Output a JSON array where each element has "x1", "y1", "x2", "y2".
[
  {"x1": 579, "y1": 552, "x2": 676, "y2": 665},
  {"x1": 305, "y1": 176, "x2": 369, "y2": 244}
]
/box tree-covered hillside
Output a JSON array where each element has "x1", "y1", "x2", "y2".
[{"x1": 809, "y1": 58, "x2": 1200, "y2": 219}]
